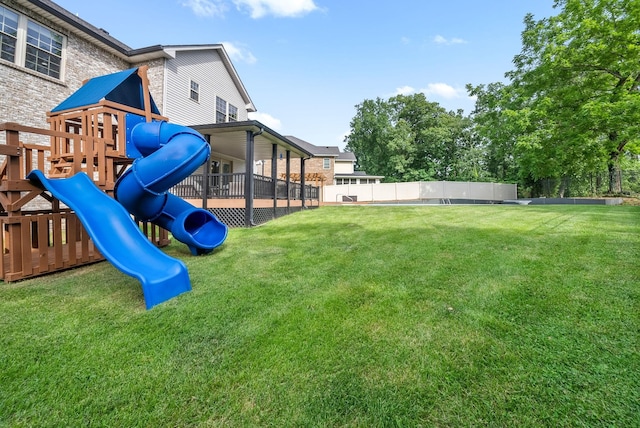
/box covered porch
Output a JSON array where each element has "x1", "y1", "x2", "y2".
[{"x1": 171, "y1": 121, "x2": 320, "y2": 227}]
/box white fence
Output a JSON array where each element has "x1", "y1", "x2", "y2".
[{"x1": 323, "y1": 181, "x2": 517, "y2": 203}]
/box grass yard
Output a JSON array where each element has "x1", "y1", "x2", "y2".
[{"x1": 0, "y1": 205, "x2": 639, "y2": 427}]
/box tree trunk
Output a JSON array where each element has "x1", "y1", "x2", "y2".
[
  {"x1": 607, "y1": 132, "x2": 626, "y2": 194},
  {"x1": 608, "y1": 162, "x2": 622, "y2": 194}
]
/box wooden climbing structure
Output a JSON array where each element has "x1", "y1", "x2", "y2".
[{"x1": 0, "y1": 67, "x2": 169, "y2": 282}]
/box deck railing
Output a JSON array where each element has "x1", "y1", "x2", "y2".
[
  {"x1": 0, "y1": 122, "x2": 169, "y2": 282},
  {"x1": 170, "y1": 173, "x2": 320, "y2": 201}
]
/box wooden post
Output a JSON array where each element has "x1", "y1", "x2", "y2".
[
  {"x1": 137, "y1": 66, "x2": 153, "y2": 123},
  {"x1": 5, "y1": 129, "x2": 24, "y2": 276}
]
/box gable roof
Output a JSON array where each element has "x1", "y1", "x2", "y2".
[
  {"x1": 17, "y1": 2, "x2": 255, "y2": 112},
  {"x1": 162, "y1": 44, "x2": 256, "y2": 112},
  {"x1": 337, "y1": 151, "x2": 356, "y2": 162},
  {"x1": 50, "y1": 68, "x2": 160, "y2": 113},
  {"x1": 285, "y1": 136, "x2": 341, "y2": 157}
]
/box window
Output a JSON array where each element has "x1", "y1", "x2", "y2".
[
  {"x1": 216, "y1": 96, "x2": 227, "y2": 123},
  {"x1": 0, "y1": 6, "x2": 65, "y2": 79},
  {"x1": 323, "y1": 158, "x2": 331, "y2": 169},
  {"x1": 337, "y1": 178, "x2": 357, "y2": 185},
  {"x1": 228, "y1": 104, "x2": 238, "y2": 122},
  {"x1": 25, "y1": 21, "x2": 63, "y2": 78},
  {"x1": 0, "y1": 6, "x2": 18, "y2": 62},
  {"x1": 189, "y1": 80, "x2": 199, "y2": 102}
]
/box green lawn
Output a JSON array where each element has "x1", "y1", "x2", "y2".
[{"x1": 1, "y1": 205, "x2": 638, "y2": 427}]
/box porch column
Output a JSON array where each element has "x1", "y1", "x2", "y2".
[
  {"x1": 244, "y1": 130, "x2": 255, "y2": 227},
  {"x1": 203, "y1": 134, "x2": 211, "y2": 209},
  {"x1": 301, "y1": 158, "x2": 306, "y2": 209},
  {"x1": 272, "y1": 144, "x2": 278, "y2": 217},
  {"x1": 285, "y1": 150, "x2": 291, "y2": 212}
]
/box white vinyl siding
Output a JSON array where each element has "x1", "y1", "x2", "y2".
[
  {"x1": 334, "y1": 160, "x2": 355, "y2": 174},
  {"x1": 164, "y1": 49, "x2": 249, "y2": 125}
]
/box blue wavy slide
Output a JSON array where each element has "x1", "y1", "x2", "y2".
[
  {"x1": 27, "y1": 119, "x2": 228, "y2": 309},
  {"x1": 27, "y1": 170, "x2": 191, "y2": 309}
]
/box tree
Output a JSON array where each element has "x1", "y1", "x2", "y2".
[
  {"x1": 345, "y1": 93, "x2": 486, "y2": 182},
  {"x1": 467, "y1": 82, "x2": 521, "y2": 183},
  {"x1": 476, "y1": 0, "x2": 640, "y2": 194}
]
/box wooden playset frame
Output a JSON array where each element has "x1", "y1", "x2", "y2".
[{"x1": 0, "y1": 66, "x2": 170, "y2": 282}]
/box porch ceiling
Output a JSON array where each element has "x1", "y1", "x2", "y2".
[{"x1": 190, "y1": 121, "x2": 313, "y2": 161}]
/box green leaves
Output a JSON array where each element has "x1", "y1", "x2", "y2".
[
  {"x1": 346, "y1": 93, "x2": 486, "y2": 182},
  {"x1": 474, "y1": 0, "x2": 640, "y2": 194}
]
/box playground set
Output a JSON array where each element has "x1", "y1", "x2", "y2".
[{"x1": 0, "y1": 66, "x2": 227, "y2": 309}]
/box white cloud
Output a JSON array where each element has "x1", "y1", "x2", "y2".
[
  {"x1": 248, "y1": 112, "x2": 282, "y2": 130},
  {"x1": 233, "y1": 0, "x2": 318, "y2": 18},
  {"x1": 433, "y1": 35, "x2": 447, "y2": 44},
  {"x1": 394, "y1": 85, "x2": 416, "y2": 96},
  {"x1": 401, "y1": 36, "x2": 411, "y2": 45},
  {"x1": 433, "y1": 34, "x2": 467, "y2": 45},
  {"x1": 421, "y1": 83, "x2": 463, "y2": 99},
  {"x1": 221, "y1": 41, "x2": 257, "y2": 64},
  {"x1": 181, "y1": 0, "x2": 227, "y2": 17}
]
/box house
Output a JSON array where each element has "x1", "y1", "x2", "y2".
[
  {"x1": 0, "y1": 0, "x2": 319, "y2": 228},
  {"x1": 333, "y1": 151, "x2": 384, "y2": 185},
  {"x1": 0, "y1": 1, "x2": 254, "y2": 129},
  {"x1": 258, "y1": 135, "x2": 383, "y2": 202}
]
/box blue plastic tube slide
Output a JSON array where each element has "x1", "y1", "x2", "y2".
[{"x1": 115, "y1": 120, "x2": 228, "y2": 255}]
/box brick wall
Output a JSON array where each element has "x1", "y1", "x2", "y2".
[{"x1": 0, "y1": 0, "x2": 129, "y2": 141}]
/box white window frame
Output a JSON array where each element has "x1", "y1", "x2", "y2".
[
  {"x1": 228, "y1": 104, "x2": 238, "y2": 122},
  {"x1": 323, "y1": 158, "x2": 331, "y2": 169},
  {"x1": 0, "y1": 5, "x2": 66, "y2": 80},
  {"x1": 189, "y1": 80, "x2": 199, "y2": 102},
  {"x1": 216, "y1": 96, "x2": 227, "y2": 123}
]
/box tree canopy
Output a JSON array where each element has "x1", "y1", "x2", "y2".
[
  {"x1": 470, "y1": 0, "x2": 640, "y2": 194},
  {"x1": 345, "y1": 0, "x2": 640, "y2": 196},
  {"x1": 345, "y1": 94, "x2": 488, "y2": 183}
]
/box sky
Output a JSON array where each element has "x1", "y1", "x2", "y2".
[{"x1": 54, "y1": 0, "x2": 558, "y2": 150}]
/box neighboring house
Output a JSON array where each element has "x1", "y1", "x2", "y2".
[
  {"x1": 0, "y1": 0, "x2": 318, "y2": 226},
  {"x1": 275, "y1": 135, "x2": 341, "y2": 186},
  {"x1": 260, "y1": 135, "x2": 383, "y2": 187},
  {"x1": 333, "y1": 151, "x2": 384, "y2": 185}
]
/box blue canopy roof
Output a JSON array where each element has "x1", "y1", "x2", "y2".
[{"x1": 51, "y1": 68, "x2": 160, "y2": 114}]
